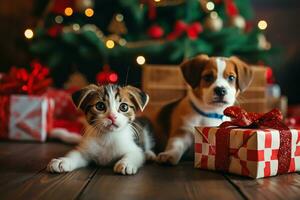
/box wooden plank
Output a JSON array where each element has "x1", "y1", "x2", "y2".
[
  {"x1": 0, "y1": 141, "x2": 39, "y2": 158},
  {"x1": 79, "y1": 162, "x2": 244, "y2": 200},
  {"x1": 226, "y1": 173, "x2": 300, "y2": 200},
  {"x1": 3, "y1": 167, "x2": 98, "y2": 200},
  {"x1": 0, "y1": 142, "x2": 72, "y2": 198},
  {"x1": 0, "y1": 142, "x2": 70, "y2": 173},
  {"x1": 0, "y1": 142, "x2": 98, "y2": 200}
]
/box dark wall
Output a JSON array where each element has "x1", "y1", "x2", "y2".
[
  {"x1": 0, "y1": 0, "x2": 35, "y2": 71},
  {"x1": 252, "y1": 0, "x2": 300, "y2": 104},
  {"x1": 253, "y1": 0, "x2": 300, "y2": 62}
]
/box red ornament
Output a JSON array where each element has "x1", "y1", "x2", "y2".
[
  {"x1": 266, "y1": 67, "x2": 275, "y2": 84},
  {"x1": 108, "y1": 73, "x2": 118, "y2": 83},
  {"x1": 175, "y1": 20, "x2": 187, "y2": 31},
  {"x1": 147, "y1": 25, "x2": 164, "y2": 39},
  {"x1": 187, "y1": 22, "x2": 203, "y2": 40},
  {"x1": 225, "y1": 0, "x2": 239, "y2": 17},
  {"x1": 96, "y1": 65, "x2": 119, "y2": 85},
  {"x1": 97, "y1": 71, "x2": 109, "y2": 84},
  {"x1": 47, "y1": 25, "x2": 63, "y2": 37},
  {"x1": 167, "y1": 20, "x2": 203, "y2": 40}
]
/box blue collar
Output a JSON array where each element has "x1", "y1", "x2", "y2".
[{"x1": 189, "y1": 100, "x2": 224, "y2": 120}]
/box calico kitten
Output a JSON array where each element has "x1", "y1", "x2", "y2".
[{"x1": 47, "y1": 84, "x2": 156, "y2": 175}]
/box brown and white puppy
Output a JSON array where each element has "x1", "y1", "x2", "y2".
[
  {"x1": 155, "y1": 55, "x2": 253, "y2": 165},
  {"x1": 47, "y1": 84, "x2": 156, "y2": 175}
]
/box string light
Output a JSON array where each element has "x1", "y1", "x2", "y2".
[
  {"x1": 136, "y1": 56, "x2": 146, "y2": 65},
  {"x1": 85, "y1": 8, "x2": 94, "y2": 17},
  {"x1": 72, "y1": 24, "x2": 80, "y2": 31},
  {"x1": 64, "y1": 7, "x2": 73, "y2": 16},
  {"x1": 24, "y1": 29, "x2": 34, "y2": 39},
  {"x1": 119, "y1": 38, "x2": 127, "y2": 46},
  {"x1": 55, "y1": 15, "x2": 63, "y2": 24},
  {"x1": 206, "y1": 1, "x2": 215, "y2": 11},
  {"x1": 258, "y1": 20, "x2": 268, "y2": 30},
  {"x1": 106, "y1": 40, "x2": 115, "y2": 49},
  {"x1": 115, "y1": 14, "x2": 124, "y2": 22},
  {"x1": 210, "y1": 11, "x2": 218, "y2": 19}
]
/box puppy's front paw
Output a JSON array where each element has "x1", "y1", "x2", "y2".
[
  {"x1": 157, "y1": 151, "x2": 181, "y2": 165},
  {"x1": 47, "y1": 158, "x2": 73, "y2": 173},
  {"x1": 114, "y1": 160, "x2": 138, "y2": 175}
]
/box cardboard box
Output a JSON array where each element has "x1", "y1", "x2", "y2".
[{"x1": 142, "y1": 65, "x2": 268, "y2": 113}]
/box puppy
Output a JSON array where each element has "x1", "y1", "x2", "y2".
[
  {"x1": 47, "y1": 84, "x2": 156, "y2": 175},
  {"x1": 155, "y1": 55, "x2": 253, "y2": 165}
]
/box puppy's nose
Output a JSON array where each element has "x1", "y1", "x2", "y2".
[{"x1": 214, "y1": 87, "x2": 227, "y2": 97}]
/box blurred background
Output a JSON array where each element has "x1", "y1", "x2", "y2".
[{"x1": 0, "y1": 0, "x2": 299, "y2": 105}]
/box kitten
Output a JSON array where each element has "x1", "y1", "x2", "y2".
[{"x1": 47, "y1": 84, "x2": 156, "y2": 175}]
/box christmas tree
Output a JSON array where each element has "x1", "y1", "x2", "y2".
[{"x1": 29, "y1": 0, "x2": 272, "y2": 87}]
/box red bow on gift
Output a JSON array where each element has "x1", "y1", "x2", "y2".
[
  {"x1": 220, "y1": 106, "x2": 284, "y2": 129},
  {"x1": 167, "y1": 20, "x2": 203, "y2": 41},
  {"x1": 0, "y1": 62, "x2": 52, "y2": 137},
  {"x1": 0, "y1": 61, "x2": 52, "y2": 95},
  {"x1": 216, "y1": 106, "x2": 291, "y2": 175}
]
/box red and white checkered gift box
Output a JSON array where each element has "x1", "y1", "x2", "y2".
[
  {"x1": 195, "y1": 127, "x2": 300, "y2": 178},
  {"x1": 0, "y1": 95, "x2": 54, "y2": 142}
]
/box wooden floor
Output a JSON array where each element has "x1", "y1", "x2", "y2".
[{"x1": 0, "y1": 142, "x2": 300, "y2": 200}]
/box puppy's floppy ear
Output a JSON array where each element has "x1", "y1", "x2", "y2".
[
  {"x1": 229, "y1": 56, "x2": 253, "y2": 92},
  {"x1": 124, "y1": 86, "x2": 149, "y2": 112},
  {"x1": 72, "y1": 84, "x2": 99, "y2": 111},
  {"x1": 180, "y1": 54, "x2": 209, "y2": 88}
]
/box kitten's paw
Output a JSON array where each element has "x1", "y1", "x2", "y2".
[
  {"x1": 156, "y1": 151, "x2": 181, "y2": 165},
  {"x1": 145, "y1": 150, "x2": 156, "y2": 162},
  {"x1": 47, "y1": 158, "x2": 73, "y2": 173},
  {"x1": 114, "y1": 160, "x2": 138, "y2": 175}
]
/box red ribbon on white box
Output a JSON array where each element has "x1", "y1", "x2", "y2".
[
  {"x1": 215, "y1": 106, "x2": 292, "y2": 175},
  {"x1": 6, "y1": 95, "x2": 53, "y2": 142}
]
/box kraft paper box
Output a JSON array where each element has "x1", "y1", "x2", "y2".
[
  {"x1": 0, "y1": 95, "x2": 54, "y2": 142},
  {"x1": 142, "y1": 65, "x2": 267, "y2": 113},
  {"x1": 195, "y1": 127, "x2": 300, "y2": 178}
]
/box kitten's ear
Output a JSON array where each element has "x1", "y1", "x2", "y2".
[
  {"x1": 72, "y1": 84, "x2": 99, "y2": 111},
  {"x1": 125, "y1": 86, "x2": 149, "y2": 112}
]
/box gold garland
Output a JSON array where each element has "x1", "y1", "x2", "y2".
[
  {"x1": 125, "y1": 39, "x2": 165, "y2": 48},
  {"x1": 154, "y1": 0, "x2": 185, "y2": 7},
  {"x1": 62, "y1": 24, "x2": 166, "y2": 48}
]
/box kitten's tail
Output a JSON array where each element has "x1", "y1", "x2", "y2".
[{"x1": 49, "y1": 128, "x2": 82, "y2": 144}]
